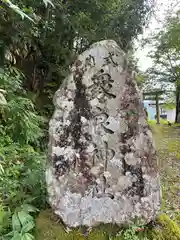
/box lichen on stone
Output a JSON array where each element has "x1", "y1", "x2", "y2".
[{"x1": 46, "y1": 40, "x2": 161, "y2": 228}]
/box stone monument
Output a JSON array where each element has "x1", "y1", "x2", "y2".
[{"x1": 46, "y1": 40, "x2": 161, "y2": 227}]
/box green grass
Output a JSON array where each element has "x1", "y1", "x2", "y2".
[{"x1": 152, "y1": 123, "x2": 180, "y2": 213}]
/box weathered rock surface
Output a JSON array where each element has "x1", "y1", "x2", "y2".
[{"x1": 46, "y1": 40, "x2": 161, "y2": 227}]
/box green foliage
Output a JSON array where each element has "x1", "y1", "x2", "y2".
[
  {"x1": 0, "y1": 204, "x2": 11, "y2": 236},
  {"x1": 135, "y1": 73, "x2": 148, "y2": 88},
  {"x1": 0, "y1": 0, "x2": 54, "y2": 21},
  {"x1": 145, "y1": 10, "x2": 180, "y2": 122},
  {"x1": 0, "y1": 0, "x2": 33, "y2": 21},
  {"x1": 0, "y1": 89, "x2": 7, "y2": 105},
  {"x1": 0, "y1": 1, "x2": 168, "y2": 240},
  {"x1": 163, "y1": 103, "x2": 176, "y2": 110},
  {"x1": 121, "y1": 228, "x2": 141, "y2": 240},
  {"x1": 0, "y1": 67, "x2": 44, "y2": 144},
  {"x1": 0, "y1": 0, "x2": 154, "y2": 116},
  {"x1": 0, "y1": 67, "x2": 46, "y2": 217},
  {"x1": 0, "y1": 141, "x2": 46, "y2": 208},
  {"x1": 43, "y1": 0, "x2": 54, "y2": 8},
  {"x1": 0, "y1": 203, "x2": 38, "y2": 240}
]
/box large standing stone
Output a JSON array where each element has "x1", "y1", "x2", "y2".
[{"x1": 46, "y1": 40, "x2": 161, "y2": 227}]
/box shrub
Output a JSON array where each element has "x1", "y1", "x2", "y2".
[
  {"x1": 0, "y1": 204, "x2": 38, "y2": 240},
  {"x1": 0, "y1": 67, "x2": 47, "y2": 237}
]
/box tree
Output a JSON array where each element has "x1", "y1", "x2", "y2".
[
  {"x1": 0, "y1": 0, "x2": 154, "y2": 107},
  {"x1": 146, "y1": 10, "x2": 180, "y2": 123}
]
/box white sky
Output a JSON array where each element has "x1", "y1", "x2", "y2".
[{"x1": 135, "y1": 0, "x2": 180, "y2": 72}]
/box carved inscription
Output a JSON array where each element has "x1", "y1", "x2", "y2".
[
  {"x1": 47, "y1": 40, "x2": 161, "y2": 228},
  {"x1": 85, "y1": 54, "x2": 95, "y2": 67},
  {"x1": 103, "y1": 52, "x2": 118, "y2": 67},
  {"x1": 87, "y1": 70, "x2": 116, "y2": 101}
]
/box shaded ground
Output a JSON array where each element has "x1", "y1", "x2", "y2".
[{"x1": 151, "y1": 123, "x2": 180, "y2": 219}]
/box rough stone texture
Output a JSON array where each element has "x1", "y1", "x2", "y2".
[{"x1": 46, "y1": 40, "x2": 161, "y2": 228}]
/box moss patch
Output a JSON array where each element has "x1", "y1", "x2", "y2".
[
  {"x1": 35, "y1": 210, "x2": 180, "y2": 240},
  {"x1": 151, "y1": 214, "x2": 180, "y2": 240},
  {"x1": 35, "y1": 210, "x2": 68, "y2": 240},
  {"x1": 35, "y1": 210, "x2": 113, "y2": 240}
]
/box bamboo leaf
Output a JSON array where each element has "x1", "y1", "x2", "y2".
[{"x1": 43, "y1": 0, "x2": 54, "y2": 8}]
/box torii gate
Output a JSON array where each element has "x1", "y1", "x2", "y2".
[{"x1": 143, "y1": 89, "x2": 165, "y2": 124}]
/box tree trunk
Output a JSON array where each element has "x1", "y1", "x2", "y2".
[
  {"x1": 155, "y1": 94, "x2": 160, "y2": 124},
  {"x1": 175, "y1": 85, "x2": 180, "y2": 123}
]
